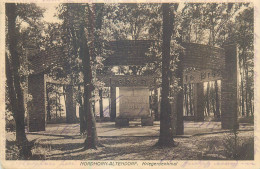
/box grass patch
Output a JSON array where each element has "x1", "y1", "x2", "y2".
[
  {"x1": 6, "y1": 139, "x2": 49, "y2": 160},
  {"x1": 223, "y1": 133, "x2": 254, "y2": 160}
]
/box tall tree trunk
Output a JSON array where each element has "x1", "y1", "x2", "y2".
[
  {"x1": 211, "y1": 83, "x2": 216, "y2": 117},
  {"x1": 240, "y1": 49, "x2": 245, "y2": 116},
  {"x1": 215, "y1": 81, "x2": 220, "y2": 118},
  {"x1": 206, "y1": 82, "x2": 210, "y2": 116},
  {"x1": 212, "y1": 97, "x2": 216, "y2": 117},
  {"x1": 245, "y1": 65, "x2": 250, "y2": 117},
  {"x1": 63, "y1": 85, "x2": 67, "y2": 118},
  {"x1": 99, "y1": 89, "x2": 104, "y2": 118},
  {"x1": 176, "y1": 40, "x2": 184, "y2": 135},
  {"x1": 189, "y1": 84, "x2": 193, "y2": 115},
  {"x1": 209, "y1": 9, "x2": 215, "y2": 46},
  {"x1": 46, "y1": 83, "x2": 51, "y2": 120},
  {"x1": 55, "y1": 90, "x2": 58, "y2": 119},
  {"x1": 158, "y1": 3, "x2": 176, "y2": 146},
  {"x1": 154, "y1": 88, "x2": 159, "y2": 121},
  {"x1": 110, "y1": 86, "x2": 116, "y2": 121},
  {"x1": 92, "y1": 100, "x2": 96, "y2": 117},
  {"x1": 241, "y1": 52, "x2": 249, "y2": 117},
  {"x1": 80, "y1": 13, "x2": 99, "y2": 148},
  {"x1": 241, "y1": 70, "x2": 245, "y2": 116},
  {"x1": 6, "y1": 3, "x2": 32, "y2": 159},
  {"x1": 249, "y1": 90, "x2": 254, "y2": 116},
  {"x1": 58, "y1": 93, "x2": 61, "y2": 117},
  {"x1": 184, "y1": 84, "x2": 189, "y2": 116},
  {"x1": 78, "y1": 85, "x2": 86, "y2": 134}
]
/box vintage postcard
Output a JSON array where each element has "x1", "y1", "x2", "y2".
[{"x1": 0, "y1": 0, "x2": 259, "y2": 168}]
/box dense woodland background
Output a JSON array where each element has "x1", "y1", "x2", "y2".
[{"x1": 5, "y1": 3, "x2": 253, "y2": 159}]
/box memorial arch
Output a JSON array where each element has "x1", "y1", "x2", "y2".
[
  {"x1": 182, "y1": 43, "x2": 239, "y2": 129},
  {"x1": 26, "y1": 40, "x2": 238, "y2": 132},
  {"x1": 26, "y1": 49, "x2": 77, "y2": 132}
]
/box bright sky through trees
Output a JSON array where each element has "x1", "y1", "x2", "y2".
[{"x1": 37, "y1": 3, "x2": 61, "y2": 23}]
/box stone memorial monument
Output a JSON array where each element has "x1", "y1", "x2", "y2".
[{"x1": 116, "y1": 87, "x2": 152, "y2": 127}]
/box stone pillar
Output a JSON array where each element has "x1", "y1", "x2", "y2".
[
  {"x1": 221, "y1": 44, "x2": 239, "y2": 129},
  {"x1": 194, "y1": 83, "x2": 204, "y2": 121},
  {"x1": 27, "y1": 73, "x2": 46, "y2": 132},
  {"x1": 110, "y1": 86, "x2": 116, "y2": 121},
  {"x1": 65, "y1": 85, "x2": 77, "y2": 123}
]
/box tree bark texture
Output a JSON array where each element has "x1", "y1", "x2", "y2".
[
  {"x1": 99, "y1": 89, "x2": 104, "y2": 118},
  {"x1": 158, "y1": 3, "x2": 175, "y2": 146},
  {"x1": 6, "y1": 3, "x2": 32, "y2": 159},
  {"x1": 80, "y1": 29, "x2": 99, "y2": 148}
]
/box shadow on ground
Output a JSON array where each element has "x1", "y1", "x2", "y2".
[{"x1": 5, "y1": 122, "x2": 254, "y2": 160}]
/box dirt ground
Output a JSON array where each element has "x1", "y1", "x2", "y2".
[{"x1": 5, "y1": 122, "x2": 254, "y2": 160}]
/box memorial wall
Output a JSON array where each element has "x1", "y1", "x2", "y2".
[{"x1": 118, "y1": 87, "x2": 150, "y2": 118}]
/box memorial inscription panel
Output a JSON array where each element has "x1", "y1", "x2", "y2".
[
  {"x1": 183, "y1": 69, "x2": 222, "y2": 84},
  {"x1": 97, "y1": 75, "x2": 156, "y2": 87},
  {"x1": 119, "y1": 87, "x2": 150, "y2": 118}
]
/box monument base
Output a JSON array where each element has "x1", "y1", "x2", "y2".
[
  {"x1": 141, "y1": 117, "x2": 153, "y2": 126},
  {"x1": 115, "y1": 118, "x2": 129, "y2": 127},
  {"x1": 221, "y1": 117, "x2": 239, "y2": 130}
]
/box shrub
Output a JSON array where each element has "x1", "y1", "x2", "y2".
[{"x1": 223, "y1": 132, "x2": 254, "y2": 160}]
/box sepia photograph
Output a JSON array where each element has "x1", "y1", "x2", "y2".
[{"x1": 1, "y1": 1, "x2": 258, "y2": 168}]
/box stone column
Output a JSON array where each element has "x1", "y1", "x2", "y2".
[
  {"x1": 110, "y1": 86, "x2": 116, "y2": 121},
  {"x1": 65, "y1": 85, "x2": 77, "y2": 123},
  {"x1": 221, "y1": 44, "x2": 239, "y2": 129},
  {"x1": 194, "y1": 83, "x2": 204, "y2": 121},
  {"x1": 27, "y1": 73, "x2": 46, "y2": 132}
]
